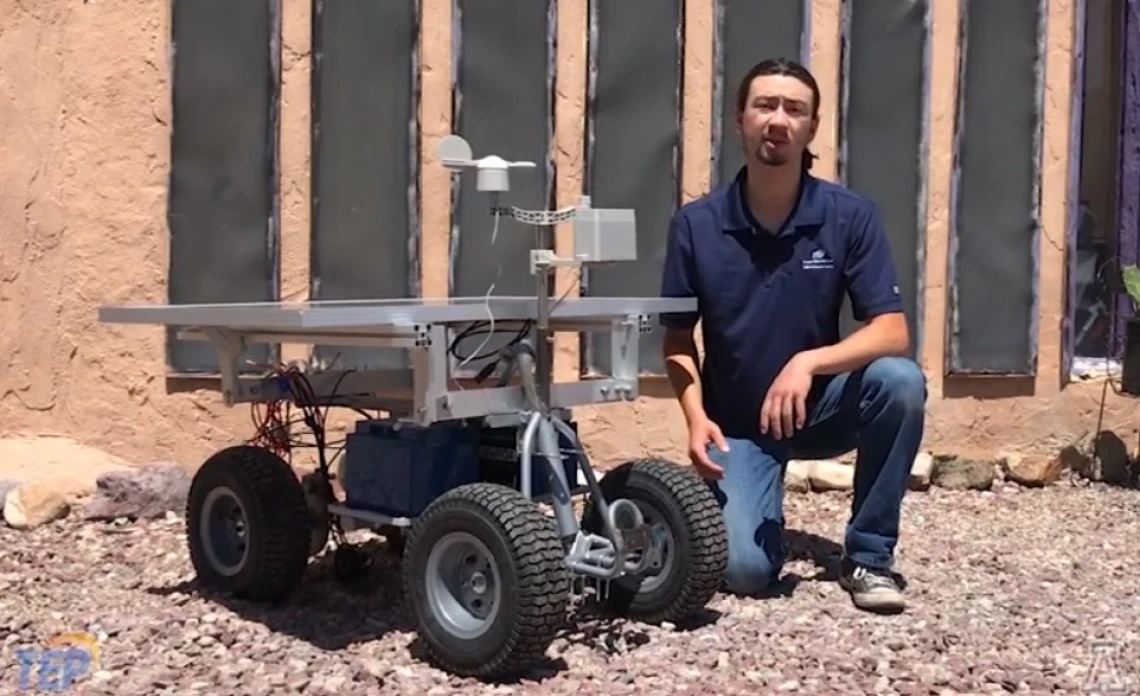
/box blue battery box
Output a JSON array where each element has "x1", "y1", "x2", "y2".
[
  {"x1": 340, "y1": 418, "x2": 583, "y2": 518},
  {"x1": 341, "y1": 419, "x2": 481, "y2": 518}
]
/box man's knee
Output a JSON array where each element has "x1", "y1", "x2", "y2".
[
  {"x1": 722, "y1": 517, "x2": 785, "y2": 596},
  {"x1": 863, "y1": 356, "x2": 927, "y2": 413},
  {"x1": 725, "y1": 547, "x2": 782, "y2": 596},
  {"x1": 706, "y1": 438, "x2": 787, "y2": 595}
]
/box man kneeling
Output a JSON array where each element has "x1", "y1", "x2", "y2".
[{"x1": 659, "y1": 57, "x2": 926, "y2": 614}]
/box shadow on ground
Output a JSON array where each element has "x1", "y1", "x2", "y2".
[
  {"x1": 723, "y1": 527, "x2": 908, "y2": 599},
  {"x1": 145, "y1": 534, "x2": 725, "y2": 684},
  {"x1": 147, "y1": 537, "x2": 414, "y2": 651},
  {"x1": 1078, "y1": 430, "x2": 1140, "y2": 488}
]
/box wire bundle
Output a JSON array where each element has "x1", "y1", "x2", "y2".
[
  {"x1": 246, "y1": 363, "x2": 353, "y2": 472},
  {"x1": 248, "y1": 399, "x2": 295, "y2": 459},
  {"x1": 448, "y1": 320, "x2": 533, "y2": 364}
]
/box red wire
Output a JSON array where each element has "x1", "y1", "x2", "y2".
[{"x1": 247, "y1": 364, "x2": 297, "y2": 462}]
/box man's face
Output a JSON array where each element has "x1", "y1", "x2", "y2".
[{"x1": 736, "y1": 74, "x2": 818, "y2": 168}]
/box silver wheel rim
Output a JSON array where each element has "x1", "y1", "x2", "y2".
[
  {"x1": 200, "y1": 486, "x2": 249, "y2": 577},
  {"x1": 424, "y1": 531, "x2": 502, "y2": 640},
  {"x1": 627, "y1": 502, "x2": 677, "y2": 594}
]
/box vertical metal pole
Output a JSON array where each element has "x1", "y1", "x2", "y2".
[
  {"x1": 537, "y1": 415, "x2": 579, "y2": 539},
  {"x1": 519, "y1": 410, "x2": 543, "y2": 499},
  {"x1": 534, "y1": 264, "x2": 553, "y2": 408}
]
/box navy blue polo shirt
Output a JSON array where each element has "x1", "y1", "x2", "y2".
[{"x1": 660, "y1": 167, "x2": 903, "y2": 438}]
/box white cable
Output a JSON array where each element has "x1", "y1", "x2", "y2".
[
  {"x1": 456, "y1": 207, "x2": 501, "y2": 376},
  {"x1": 454, "y1": 204, "x2": 580, "y2": 389}
]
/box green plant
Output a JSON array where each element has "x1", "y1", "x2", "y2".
[{"x1": 1122, "y1": 265, "x2": 1140, "y2": 313}]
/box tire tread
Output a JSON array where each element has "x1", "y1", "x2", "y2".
[
  {"x1": 186, "y1": 445, "x2": 312, "y2": 603},
  {"x1": 583, "y1": 458, "x2": 727, "y2": 624},
  {"x1": 403, "y1": 482, "x2": 570, "y2": 678}
]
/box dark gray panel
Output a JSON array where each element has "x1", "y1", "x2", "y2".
[
  {"x1": 1070, "y1": 0, "x2": 1124, "y2": 363},
  {"x1": 166, "y1": 0, "x2": 280, "y2": 373},
  {"x1": 310, "y1": 0, "x2": 418, "y2": 372},
  {"x1": 450, "y1": 0, "x2": 554, "y2": 370},
  {"x1": 837, "y1": 0, "x2": 928, "y2": 354},
  {"x1": 947, "y1": 0, "x2": 1044, "y2": 375},
  {"x1": 582, "y1": 0, "x2": 683, "y2": 376},
  {"x1": 713, "y1": 0, "x2": 808, "y2": 187},
  {"x1": 1117, "y1": 0, "x2": 1140, "y2": 351}
]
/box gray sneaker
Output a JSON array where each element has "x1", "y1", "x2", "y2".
[{"x1": 838, "y1": 560, "x2": 905, "y2": 613}]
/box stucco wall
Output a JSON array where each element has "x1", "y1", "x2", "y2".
[{"x1": 1, "y1": 0, "x2": 1134, "y2": 471}]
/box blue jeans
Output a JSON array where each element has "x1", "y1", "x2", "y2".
[{"x1": 706, "y1": 356, "x2": 927, "y2": 595}]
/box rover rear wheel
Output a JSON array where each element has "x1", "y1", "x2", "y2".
[
  {"x1": 186, "y1": 445, "x2": 312, "y2": 603},
  {"x1": 582, "y1": 458, "x2": 727, "y2": 624}
]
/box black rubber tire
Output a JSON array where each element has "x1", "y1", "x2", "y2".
[
  {"x1": 581, "y1": 458, "x2": 727, "y2": 624},
  {"x1": 185, "y1": 445, "x2": 312, "y2": 603},
  {"x1": 402, "y1": 483, "x2": 570, "y2": 678}
]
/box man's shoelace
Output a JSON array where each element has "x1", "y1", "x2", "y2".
[{"x1": 852, "y1": 565, "x2": 898, "y2": 590}]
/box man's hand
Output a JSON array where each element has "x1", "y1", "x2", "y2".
[
  {"x1": 688, "y1": 417, "x2": 728, "y2": 479},
  {"x1": 760, "y1": 352, "x2": 816, "y2": 440}
]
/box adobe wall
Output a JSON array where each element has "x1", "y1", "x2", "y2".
[{"x1": 0, "y1": 0, "x2": 1134, "y2": 472}]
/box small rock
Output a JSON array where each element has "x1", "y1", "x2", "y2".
[
  {"x1": 809, "y1": 460, "x2": 853, "y2": 491},
  {"x1": 91, "y1": 670, "x2": 113, "y2": 683},
  {"x1": 786, "y1": 460, "x2": 812, "y2": 492},
  {"x1": 4, "y1": 483, "x2": 70, "y2": 529},
  {"x1": 322, "y1": 675, "x2": 348, "y2": 692},
  {"x1": 930, "y1": 455, "x2": 995, "y2": 490},
  {"x1": 355, "y1": 657, "x2": 388, "y2": 680},
  {"x1": 0, "y1": 479, "x2": 22, "y2": 505},
  {"x1": 1000, "y1": 452, "x2": 1063, "y2": 487},
  {"x1": 83, "y1": 461, "x2": 191, "y2": 521},
  {"x1": 909, "y1": 452, "x2": 933, "y2": 491}
]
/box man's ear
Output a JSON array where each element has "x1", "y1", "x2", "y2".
[{"x1": 808, "y1": 115, "x2": 819, "y2": 144}]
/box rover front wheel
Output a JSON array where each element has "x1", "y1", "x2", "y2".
[{"x1": 402, "y1": 483, "x2": 570, "y2": 678}]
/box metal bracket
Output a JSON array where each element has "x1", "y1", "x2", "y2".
[
  {"x1": 609, "y1": 315, "x2": 640, "y2": 386},
  {"x1": 201, "y1": 328, "x2": 246, "y2": 405},
  {"x1": 529, "y1": 249, "x2": 582, "y2": 274}
]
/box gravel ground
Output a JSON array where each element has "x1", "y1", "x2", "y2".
[{"x1": 2, "y1": 478, "x2": 1139, "y2": 695}]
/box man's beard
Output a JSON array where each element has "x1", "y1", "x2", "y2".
[
  {"x1": 755, "y1": 147, "x2": 789, "y2": 166},
  {"x1": 750, "y1": 139, "x2": 790, "y2": 167}
]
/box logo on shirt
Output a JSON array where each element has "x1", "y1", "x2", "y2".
[{"x1": 802, "y1": 248, "x2": 834, "y2": 271}]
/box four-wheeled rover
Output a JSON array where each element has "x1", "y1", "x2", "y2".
[{"x1": 98, "y1": 134, "x2": 728, "y2": 678}]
